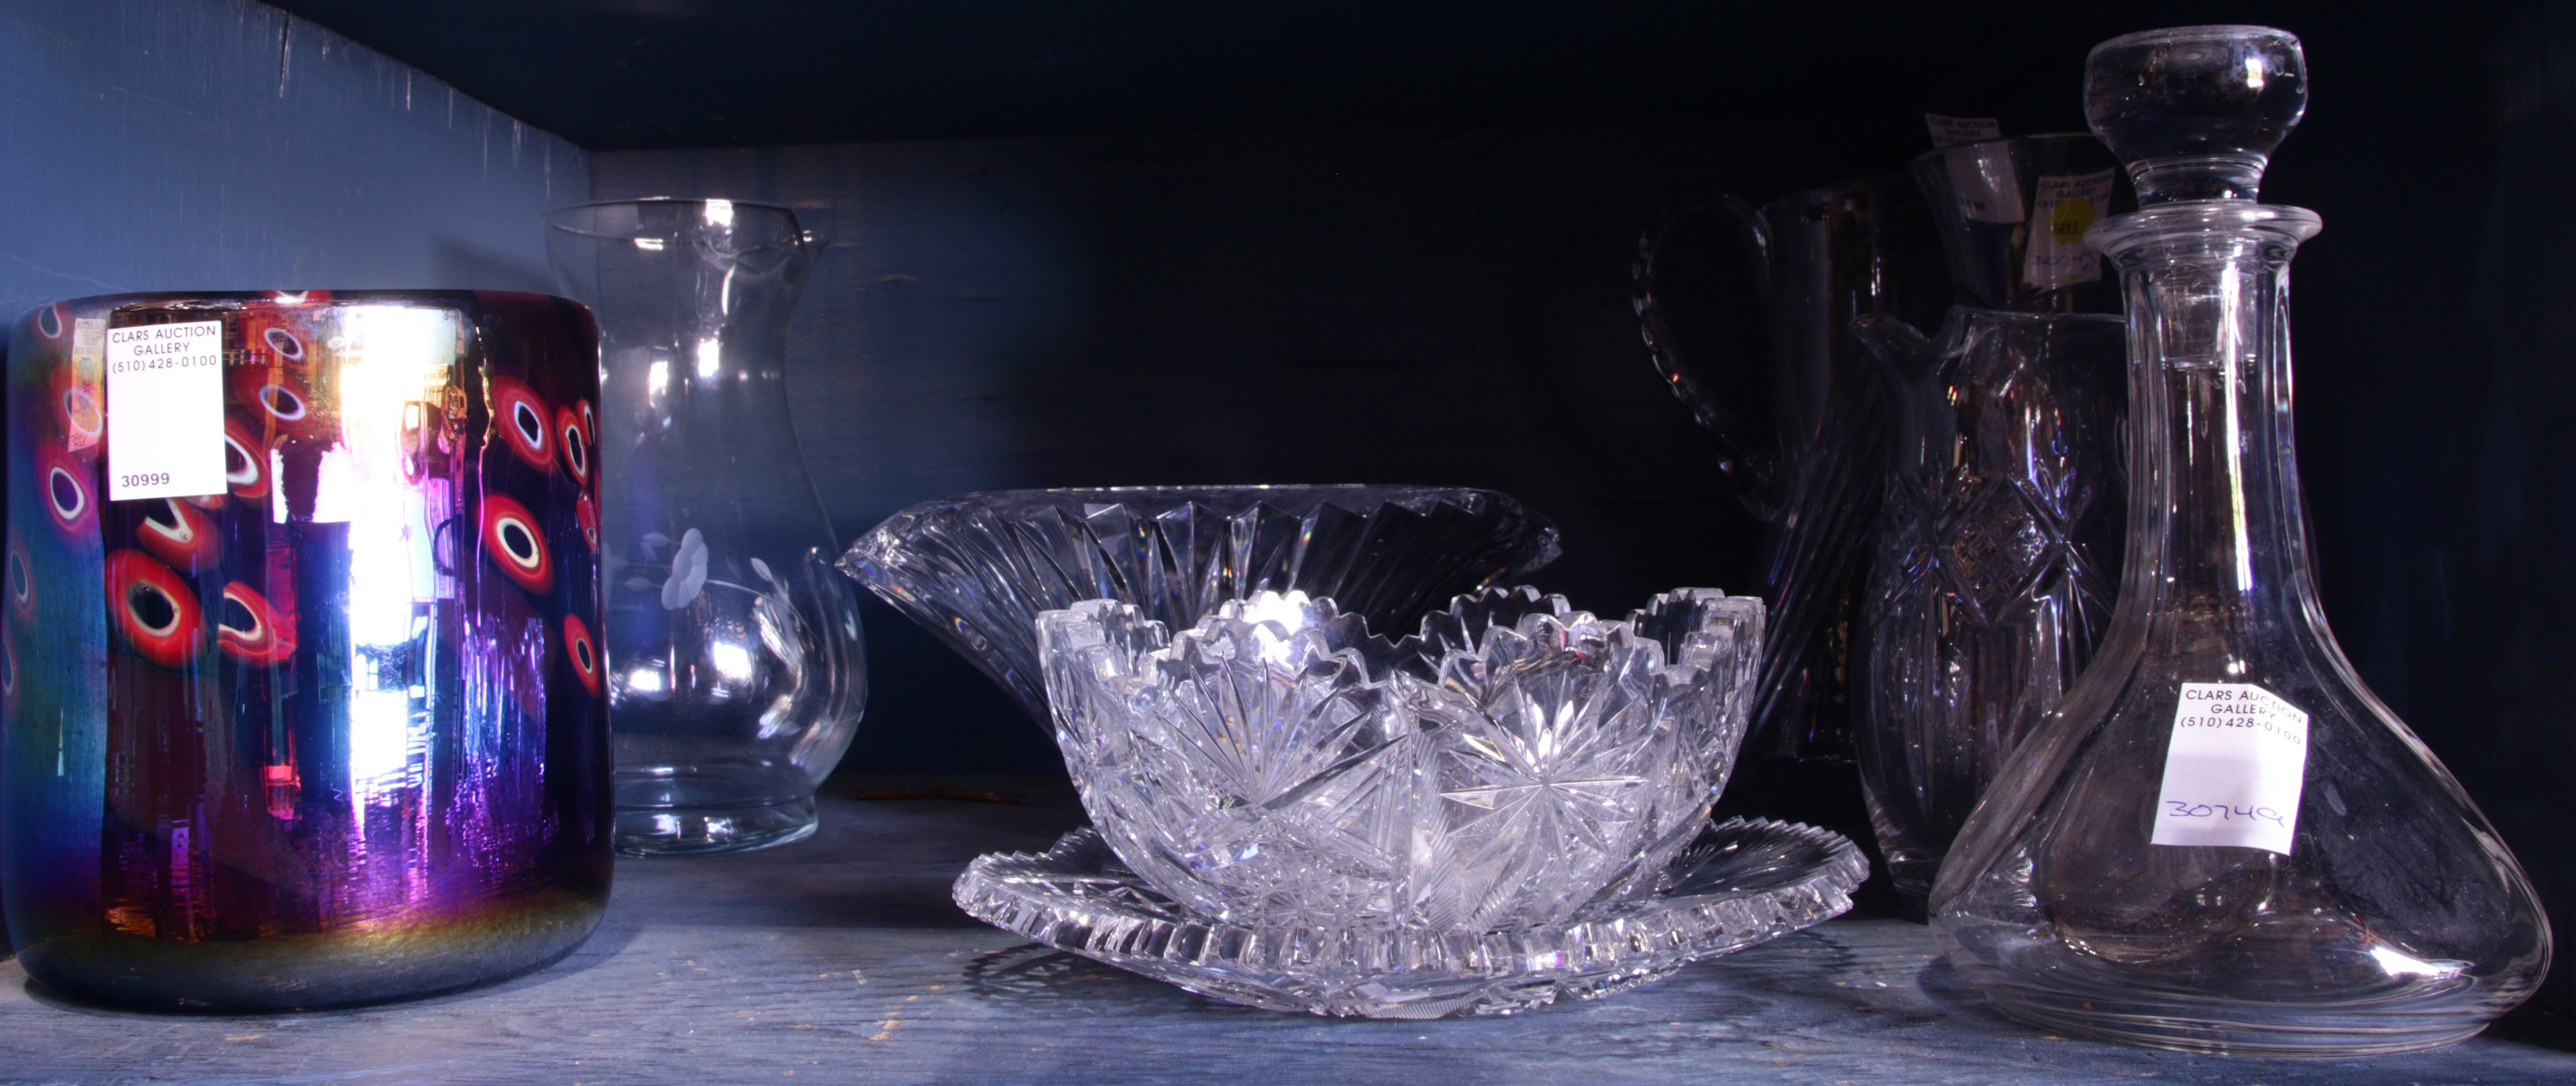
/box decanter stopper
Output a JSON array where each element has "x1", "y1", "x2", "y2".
[{"x1": 2084, "y1": 25, "x2": 2306, "y2": 203}]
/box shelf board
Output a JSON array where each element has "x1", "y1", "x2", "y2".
[{"x1": 4, "y1": 775, "x2": 2569, "y2": 1083}]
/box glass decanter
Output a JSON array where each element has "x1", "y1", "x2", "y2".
[
  {"x1": 545, "y1": 199, "x2": 867, "y2": 856},
  {"x1": 1931, "y1": 26, "x2": 2551, "y2": 1055}
]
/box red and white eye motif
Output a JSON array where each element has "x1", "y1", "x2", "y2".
[
  {"x1": 230, "y1": 366, "x2": 327, "y2": 437},
  {"x1": 261, "y1": 323, "x2": 309, "y2": 366},
  {"x1": 555, "y1": 404, "x2": 593, "y2": 485},
  {"x1": 48, "y1": 364, "x2": 105, "y2": 455},
  {"x1": 135, "y1": 496, "x2": 221, "y2": 572},
  {"x1": 479, "y1": 494, "x2": 553, "y2": 594},
  {"x1": 223, "y1": 417, "x2": 272, "y2": 500},
  {"x1": 6, "y1": 532, "x2": 34, "y2": 622},
  {"x1": 574, "y1": 493, "x2": 599, "y2": 551},
  {"x1": 578, "y1": 399, "x2": 596, "y2": 443},
  {"x1": 36, "y1": 448, "x2": 97, "y2": 539},
  {"x1": 107, "y1": 549, "x2": 201, "y2": 667},
  {"x1": 216, "y1": 581, "x2": 297, "y2": 665},
  {"x1": 563, "y1": 612, "x2": 601, "y2": 694},
  {"x1": 34, "y1": 304, "x2": 65, "y2": 340},
  {"x1": 488, "y1": 377, "x2": 555, "y2": 472},
  {"x1": 1, "y1": 626, "x2": 17, "y2": 714},
  {"x1": 58, "y1": 384, "x2": 103, "y2": 449}
]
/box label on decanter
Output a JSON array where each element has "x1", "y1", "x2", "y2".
[
  {"x1": 2020, "y1": 170, "x2": 2116, "y2": 292},
  {"x1": 2151, "y1": 682, "x2": 2310, "y2": 855},
  {"x1": 1943, "y1": 143, "x2": 2024, "y2": 223},
  {"x1": 1925, "y1": 114, "x2": 2002, "y2": 148},
  {"x1": 105, "y1": 320, "x2": 225, "y2": 500}
]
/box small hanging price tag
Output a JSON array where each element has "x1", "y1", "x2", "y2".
[
  {"x1": 2151, "y1": 682, "x2": 2309, "y2": 855},
  {"x1": 1925, "y1": 114, "x2": 2003, "y2": 148},
  {"x1": 105, "y1": 320, "x2": 227, "y2": 500}
]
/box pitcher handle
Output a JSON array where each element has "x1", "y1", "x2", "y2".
[{"x1": 1635, "y1": 197, "x2": 1786, "y2": 520}]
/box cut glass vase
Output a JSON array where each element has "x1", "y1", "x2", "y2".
[
  {"x1": 1930, "y1": 26, "x2": 2552, "y2": 1056},
  {"x1": 839, "y1": 486, "x2": 1560, "y2": 728},
  {"x1": 1849, "y1": 307, "x2": 2127, "y2": 906}
]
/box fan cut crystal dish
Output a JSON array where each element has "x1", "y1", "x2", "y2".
[
  {"x1": 840, "y1": 486, "x2": 1562, "y2": 725},
  {"x1": 1038, "y1": 587, "x2": 1764, "y2": 932},
  {"x1": 953, "y1": 818, "x2": 1865, "y2": 1018}
]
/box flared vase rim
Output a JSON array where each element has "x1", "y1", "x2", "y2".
[
  {"x1": 1939, "y1": 305, "x2": 2127, "y2": 327},
  {"x1": 1759, "y1": 172, "x2": 1916, "y2": 208},
  {"x1": 861, "y1": 484, "x2": 1540, "y2": 523},
  {"x1": 543, "y1": 197, "x2": 814, "y2": 248},
  {"x1": 2086, "y1": 201, "x2": 2322, "y2": 260},
  {"x1": 2086, "y1": 24, "x2": 2301, "y2": 59},
  {"x1": 1908, "y1": 131, "x2": 2107, "y2": 169}
]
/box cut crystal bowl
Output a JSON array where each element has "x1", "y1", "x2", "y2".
[
  {"x1": 839, "y1": 486, "x2": 1562, "y2": 726},
  {"x1": 953, "y1": 818, "x2": 1865, "y2": 1018},
  {"x1": 1037, "y1": 587, "x2": 1764, "y2": 933}
]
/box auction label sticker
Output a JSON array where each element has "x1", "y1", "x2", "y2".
[
  {"x1": 2020, "y1": 170, "x2": 2116, "y2": 292},
  {"x1": 1925, "y1": 114, "x2": 2003, "y2": 148},
  {"x1": 2151, "y1": 682, "x2": 2309, "y2": 855},
  {"x1": 105, "y1": 320, "x2": 225, "y2": 500}
]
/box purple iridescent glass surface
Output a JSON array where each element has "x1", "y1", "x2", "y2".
[{"x1": 1, "y1": 291, "x2": 612, "y2": 1012}]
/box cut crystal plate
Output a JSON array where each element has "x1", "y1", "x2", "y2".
[
  {"x1": 840, "y1": 486, "x2": 1562, "y2": 726},
  {"x1": 953, "y1": 818, "x2": 1865, "y2": 1019}
]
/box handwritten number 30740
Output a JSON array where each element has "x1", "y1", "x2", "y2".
[{"x1": 2165, "y1": 801, "x2": 2286, "y2": 826}]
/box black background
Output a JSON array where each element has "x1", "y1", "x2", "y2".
[{"x1": 274, "y1": 0, "x2": 2576, "y2": 1006}]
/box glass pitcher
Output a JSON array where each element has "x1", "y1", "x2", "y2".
[
  {"x1": 1635, "y1": 177, "x2": 1949, "y2": 779},
  {"x1": 545, "y1": 199, "x2": 866, "y2": 857}
]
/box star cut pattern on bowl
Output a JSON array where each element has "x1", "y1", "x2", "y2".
[
  {"x1": 1037, "y1": 586, "x2": 1765, "y2": 934},
  {"x1": 839, "y1": 486, "x2": 1562, "y2": 726},
  {"x1": 952, "y1": 817, "x2": 1865, "y2": 1018}
]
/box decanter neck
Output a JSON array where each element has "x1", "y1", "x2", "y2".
[{"x1": 2093, "y1": 202, "x2": 2326, "y2": 632}]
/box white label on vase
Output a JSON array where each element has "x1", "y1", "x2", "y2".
[
  {"x1": 105, "y1": 320, "x2": 226, "y2": 500},
  {"x1": 2021, "y1": 170, "x2": 2116, "y2": 292},
  {"x1": 1925, "y1": 114, "x2": 2002, "y2": 148},
  {"x1": 2151, "y1": 682, "x2": 2309, "y2": 855},
  {"x1": 1943, "y1": 143, "x2": 2025, "y2": 223}
]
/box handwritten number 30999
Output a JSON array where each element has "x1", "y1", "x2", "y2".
[{"x1": 2165, "y1": 800, "x2": 2286, "y2": 826}]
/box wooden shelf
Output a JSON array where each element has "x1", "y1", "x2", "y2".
[{"x1": 4, "y1": 775, "x2": 2569, "y2": 1083}]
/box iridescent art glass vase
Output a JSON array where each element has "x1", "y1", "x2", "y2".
[
  {"x1": 3, "y1": 291, "x2": 612, "y2": 1011},
  {"x1": 1931, "y1": 26, "x2": 2552, "y2": 1055},
  {"x1": 546, "y1": 199, "x2": 867, "y2": 857},
  {"x1": 841, "y1": 486, "x2": 1560, "y2": 730}
]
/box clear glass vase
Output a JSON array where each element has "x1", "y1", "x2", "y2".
[
  {"x1": 1930, "y1": 27, "x2": 2551, "y2": 1055},
  {"x1": 545, "y1": 199, "x2": 866, "y2": 857}
]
